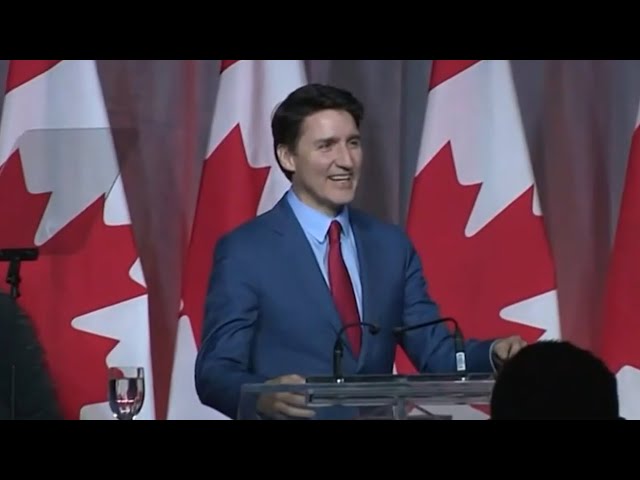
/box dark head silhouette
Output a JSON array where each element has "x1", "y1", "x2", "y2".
[{"x1": 490, "y1": 340, "x2": 620, "y2": 420}]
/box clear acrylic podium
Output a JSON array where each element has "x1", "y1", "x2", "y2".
[{"x1": 237, "y1": 373, "x2": 495, "y2": 420}]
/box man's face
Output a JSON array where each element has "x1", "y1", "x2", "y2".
[{"x1": 279, "y1": 108, "x2": 362, "y2": 216}]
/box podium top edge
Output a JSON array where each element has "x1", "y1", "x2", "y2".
[{"x1": 240, "y1": 373, "x2": 496, "y2": 393}]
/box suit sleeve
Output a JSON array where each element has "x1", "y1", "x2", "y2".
[
  {"x1": 194, "y1": 234, "x2": 268, "y2": 419},
  {"x1": 400, "y1": 241, "x2": 495, "y2": 374}
]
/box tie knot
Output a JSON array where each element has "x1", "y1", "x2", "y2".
[{"x1": 328, "y1": 220, "x2": 342, "y2": 244}]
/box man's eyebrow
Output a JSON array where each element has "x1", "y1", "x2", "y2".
[
  {"x1": 314, "y1": 134, "x2": 361, "y2": 145},
  {"x1": 314, "y1": 136, "x2": 338, "y2": 145}
]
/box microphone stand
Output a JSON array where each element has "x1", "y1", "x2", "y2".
[
  {"x1": 6, "y1": 257, "x2": 22, "y2": 300},
  {"x1": 10, "y1": 366, "x2": 15, "y2": 421},
  {"x1": 1, "y1": 248, "x2": 39, "y2": 300}
]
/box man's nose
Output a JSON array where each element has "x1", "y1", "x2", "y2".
[{"x1": 335, "y1": 143, "x2": 355, "y2": 168}]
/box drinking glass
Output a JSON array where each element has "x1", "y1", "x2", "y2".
[{"x1": 108, "y1": 366, "x2": 145, "y2": 420}]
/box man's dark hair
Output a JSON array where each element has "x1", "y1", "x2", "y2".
[
  {"x1": 490, "y1": 340, "x2": 620, "y2": 420},
  {"x1": 271, "y1": 83, "x2": 364, "y2": 180}
]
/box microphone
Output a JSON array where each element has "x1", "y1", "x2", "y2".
[
  {"x1": 0, "y1": 248, "x2": 39, "y2": 299},
  {"x1": 333, "y1": 321, "x2": 380, "y2": 383},
  {"x1": 392, "y1": 317, "x2": 467, "y2": 376}
]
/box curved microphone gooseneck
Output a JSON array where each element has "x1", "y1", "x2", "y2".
[
  {"x1": 333, "y1": 322, "x2": 381, "y2": 383},
  {"x1": 392, "y1": 317, "x2": 467, "y2": 376}
]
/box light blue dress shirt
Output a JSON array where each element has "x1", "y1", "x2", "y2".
[{"x1": 286, "y1": 189, "x2": 363, "y2": 320}]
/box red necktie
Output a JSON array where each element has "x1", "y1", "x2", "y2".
[{"x1": 328, "y1": 220, "x2": 361, "y2": 356}]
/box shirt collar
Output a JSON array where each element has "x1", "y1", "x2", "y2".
[{"x1": 286, "y1": 189, "x2": 351, "y2": 242}]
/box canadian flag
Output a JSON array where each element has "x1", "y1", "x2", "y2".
[
  {"x1": 600, "y1": 101, "x2": 640, "y2": 420},
  {"x1": 167, "y1": 60, "x2": 308, "y2": 419},
  {"x1": 399, "y1": 60, "x2": 560, "y2": 419},
  {"x1": 0, "y1": 60, "x2": 155, "y2": 420}
]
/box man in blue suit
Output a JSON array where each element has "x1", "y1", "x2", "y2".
[{"x1": 195, "y1": 83, "x2": 527, "y2": 420}]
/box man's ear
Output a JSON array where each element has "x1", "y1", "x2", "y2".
[{"x1": 277, "y1": 144, "x2": 296, "y2": 174}]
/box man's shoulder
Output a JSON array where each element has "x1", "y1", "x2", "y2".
[{"x1": 214, "y1": 206, "x2": 280, "y2": 253}]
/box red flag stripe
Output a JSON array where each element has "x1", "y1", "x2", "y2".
[
  {"x1": 429, "y1": 60, "x2": 479, "y2": 90},
  {"x1": 600, "y1": 118, "x2": 640, "y2": 369},
  {"x1": 5, "y1": 60, "x2": 62, "y2": 92},
  {"x1": 220, "y1": 60, "x2": 239, "y2": 73}
]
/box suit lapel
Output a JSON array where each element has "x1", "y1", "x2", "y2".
[
  {"x1": 268, "y1": 198, "x2": 383, "y2": 367},
  {"x1": 350, "y1": 211, "x2": 381, "y2": 368},
  {"x1": 268, "y1": 197, "x2": 345, "y2": 337}
]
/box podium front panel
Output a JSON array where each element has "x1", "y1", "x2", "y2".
[{"x1": 238, "y1": 373, "x2": 495, "y2": 420}]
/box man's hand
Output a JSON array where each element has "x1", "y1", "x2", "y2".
[
  {"x1": 492, "y1": 335, "x2": 528, "y2": 366},
  {"x1": 256, "y1": 374, "x2": 316, "y2": 420}
]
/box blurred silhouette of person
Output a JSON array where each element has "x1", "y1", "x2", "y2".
[
  {"x1": 0, "y1": 290, "x2": 62, "y2": 419},
  {"x1": 490, "y1": 340, "x2": 621, "y2": 420}
]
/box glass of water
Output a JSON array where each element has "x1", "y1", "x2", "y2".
[{"x1": 108, "y1": 366, "x2": 145, "y2": 420}]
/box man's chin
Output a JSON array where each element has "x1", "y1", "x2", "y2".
[{"x1": 328, "y1": 191, "x2": 355, "y2": 208}]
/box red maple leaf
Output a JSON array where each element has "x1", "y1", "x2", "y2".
[
  {"x1": 0, "y1": 150, "x2": 146, "y2": 419},
  {"x1": 396, "y1": 141, "x2": 557, "y2": 374},
  {"x1": 181, "y1": 124, "x2": 270, "y2": 345}
]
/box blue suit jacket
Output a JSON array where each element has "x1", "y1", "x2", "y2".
[{"x1": 195, "y1": 195, "x2": 495, "y2": 419}]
